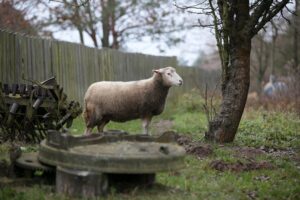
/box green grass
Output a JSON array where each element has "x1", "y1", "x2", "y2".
[
  {"x1": 1, "y1": 92, "x2": 300, "y2": 199},
  {"x1": 236, "y1": 110, "x2": 300, "y2": 148}
]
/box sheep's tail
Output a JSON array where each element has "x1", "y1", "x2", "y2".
[{"x1": 82, "y1": 99, "x2": 96, "y2": 128}]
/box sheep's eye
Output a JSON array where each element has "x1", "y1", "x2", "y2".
[{"x1": 167, "y1": 73, "x2": 172, "y2": 76}]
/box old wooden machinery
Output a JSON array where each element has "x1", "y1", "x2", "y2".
[{"x1": 0, "y1": 77, "x2": 82, "y2": 143}]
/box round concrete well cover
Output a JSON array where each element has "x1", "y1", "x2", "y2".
[{"x1": 38, "y1": 132, "x2": 185, "y2": 174}]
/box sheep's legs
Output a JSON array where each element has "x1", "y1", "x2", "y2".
[
  {"x1": 142, "y1": 117, "x2": 152, "y2": 135},
  {"x1": 84, "y1": 127, "x2": 93, "y2": 135},
  {"x1": 97, "y1": 120, "x2": 109, "y2": 133}
]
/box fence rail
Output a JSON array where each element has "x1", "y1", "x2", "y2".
[{"x1": 0, "y1": 29, "x2": 219, "y2": 104}]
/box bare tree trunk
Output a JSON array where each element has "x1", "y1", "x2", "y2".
[
  {"x1": 78, "y1": 27, "x2": 84, "y2": 44},
  {"x1": 294, "y1": 0, "x2": 300, "y2": 114},
  {"x1": 257, "y1": 37, "x2": 269, "y2": 92},
  {"x1": 256, "y1": 35, "x2": 264, "y2": 93},
  {"x1": 73, "y1": 0, "x2": 84, "y2": 45},
  {"x1": 252, "y1": 34, "x2": 269, "y2": 93},
  {"x1": 85, "y1": 0, "x2": 98, "y2": 47},
  {"x1": 205, "y1": 0, "x2": 250, "y2": 143},
  {"x1": 294, "y1": 0, "x2": 299, "y2": 71},
  {"x1": 109, "y1": 0, "x2": 119, "y2": 49},
  {"x1": 203, "y1": 0, "x2": 290, "y2": 142},
  {"x1": 206, "y1": 39, "x2": 251, "y2": 142},
  {"x1": 110, "y1": 0, "x2": 119, "y2": 49},
  {"x1": 111, "y1": 25, "x2": 118, "y2": 49},
  {"x1": 271, "y1": 23, "x2": 278, "y2": 74},
  {"x1": 101, "y1": 0, "x2": 110, "y2": 48},
  {"x1": 90, "y1": 29, "x2": 98, "y2": 47}
]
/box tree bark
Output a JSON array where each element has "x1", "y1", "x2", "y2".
[
  {"x1": 205, "y1": 0, "x2": 251, "y2": 143},
  {"x1": 206, "y1": 40, "x2": 251, "y2": 142}
]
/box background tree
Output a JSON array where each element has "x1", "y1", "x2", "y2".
[
  {"x1": 178, "y1": 0, "x2": 290, "y2": 142},
  {"x1": 0, "y1": 0, "x2": 57, "y2": 38},
  {"x1": 250, "y1": 32, "x2": 271, "y2": 92},
  {"x1": 45, "y1": 0, "x2": 99, "y2": 46},
  {"x1": 293, "y1": 0, "x2": 299, "y2": 71},
  {"x1": 47, "y1": 0, "x2": 187, "y2": 49},
  {"x1": 0, "y1": 0, "x2": 37, "y2": 35}
]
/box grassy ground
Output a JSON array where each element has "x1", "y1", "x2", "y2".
[{"x1": 0, "y1": 92, "x2": 299, "y2": 200}]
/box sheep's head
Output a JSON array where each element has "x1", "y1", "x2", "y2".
[{"x1": 153, "y1": 66, "x2": 183, "y2": 87}]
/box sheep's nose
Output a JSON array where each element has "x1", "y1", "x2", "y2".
[{"x1": 179, "y1": 80, "x2": 183, "y2": 85}]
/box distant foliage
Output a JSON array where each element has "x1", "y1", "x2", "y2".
[
  {"x1": 0, "y1": 1, "x2": 37, "y2": 35},
  {"x1": 177, "y1": 91, "x2": 205, "y2": 113},
  {"x1": 172, "y1": 89, "x2": 220, "y2": 113}
]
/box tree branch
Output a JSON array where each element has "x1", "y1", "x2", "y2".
[
  {"x1": 280, "y1": 9, "x2": 291, "y2": 24},
  {"x1": 49, "y1": 0, "x2": 90, "y2": 7},
  {"x1": 247, "y1": 0, "x2": 273, "y2": 33},
  {"x1": 247, "y1": 0, "x2": 290, "y2": 38},
  {"x1": 174, "y1": 1, "x2": 207, "y2": 11},
  {"x1": 194, "y1": 19, "x2": 220, "y2": 28}
]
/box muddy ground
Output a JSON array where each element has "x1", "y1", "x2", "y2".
[{"x1": 174, "y1": 133, "x2": 299, "y2": 172}]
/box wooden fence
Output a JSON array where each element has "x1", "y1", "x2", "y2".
[{"x1": 0, "y1": 29, "x2": 219, "y2": 104}]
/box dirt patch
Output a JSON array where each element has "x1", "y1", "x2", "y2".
[
  {"x1": 228, "y1": 146, "x2": 298, "y2": 163},
  {"x1": 210, "y1": 160, "x2": 273, "y2": 172},
  {"x1": 259, "y1": 146, "x2": 297, "y2": 157},
  {"x1": 232, "y1": 147, "x2": 265, "y2": 159},
  {"x1": 175, "y1": 134, "x2": 213, "y2": 159}
]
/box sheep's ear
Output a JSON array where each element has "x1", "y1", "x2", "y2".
[{"x1": 153, "y1": 69, "x2": 162, "y2": 74}]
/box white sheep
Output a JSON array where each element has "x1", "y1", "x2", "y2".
[{"x1": 83, "y1": 66, "x2": 183, "y2": 135}]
